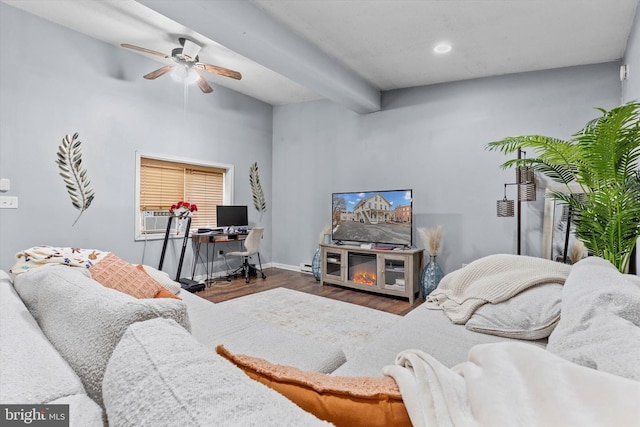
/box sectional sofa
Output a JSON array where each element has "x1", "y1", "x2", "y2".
[{"x1": 1, "y1": 251, "x2": 639, "y2": 426}]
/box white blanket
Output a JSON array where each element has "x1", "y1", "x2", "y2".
[
  {"x1": 426, "y1": 254, "x2": 571, "y2": 323},
  {"x1": 383, "y1": 342, "x2": 640, "y2": 427}
]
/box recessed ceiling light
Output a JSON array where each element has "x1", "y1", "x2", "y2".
[{"x1": 433, "y1": 43, "x2": 452, "y2": 54}]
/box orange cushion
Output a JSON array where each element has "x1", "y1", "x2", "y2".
[
  {"x1": 216, "y1": 345, "x2": 411, "y2": 427},
  {"x1": 153, "y1": 286, "x2": 181, "y2": 300},
  {"x1": 89, "y1": 253, "x2": 162, "y2": 299},
  {"x1": 135, "y1": 264, "x2": 182, "y2": 300}
]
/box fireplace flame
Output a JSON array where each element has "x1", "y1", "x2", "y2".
[{"x1": 352, "y1": 270, "x2": 376, "y2": 285}]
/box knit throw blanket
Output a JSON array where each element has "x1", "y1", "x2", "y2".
[{"x1": 426, "y1": 254, "x2": 571, "y2": 324}]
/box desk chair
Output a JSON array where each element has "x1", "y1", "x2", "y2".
[{"x1": 227, "y1": 227, "x2": 266, "y2": 283}]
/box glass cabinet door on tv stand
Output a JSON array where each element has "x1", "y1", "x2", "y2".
[
  {"x1": 322, "y1": 247, "x2": 346, "y2": 281},
  {"x1": 320, "y1": 244, "x2": 423, "y2": 303}
]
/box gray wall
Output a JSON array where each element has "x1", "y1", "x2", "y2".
[
  {"x1": 0, "y1": 3, "x2": 273, "y2": 275},
  {"x1": 272, "y1": 64, "x2": 621, "y2": 275}
]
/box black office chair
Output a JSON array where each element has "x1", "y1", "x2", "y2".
[{"x1": 227, "y1": 227, "x2": 266, "y2": 283}]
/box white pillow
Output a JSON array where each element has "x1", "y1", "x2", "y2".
[
  {"x1": 13, "y1": 266, "x2": 190, "y2": 407},
  {"x1": 139, "y1": 264, "x2": 181, "y2": 295},
  {"x1": 465, "y1": 283, "x2": 563, "y2": 340},
  {"x1": 103, "y1": 318, "x2": 331, "y2": 427}
]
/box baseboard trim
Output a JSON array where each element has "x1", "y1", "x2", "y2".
[
  {"x1": 190, "y1": 262, "x2": 314, "y2": 282},
  {"x1": 270, "y1": 262, "x2": 312, "y2": 274}
]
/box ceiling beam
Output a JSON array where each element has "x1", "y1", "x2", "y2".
[{"x1": 138, "y1": 0, "x2": 381, "y2": 113}]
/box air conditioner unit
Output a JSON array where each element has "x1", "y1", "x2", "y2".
[{"x1": 142, "y1": 210, "x2": 172, "y2": 234}]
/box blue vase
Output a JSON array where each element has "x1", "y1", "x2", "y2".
[
  {"x1": 420, "y1": 255, "x2": 443, "y2": 299},
  {"x1": 311, "y1": 248, "x2": 321, "y2": 281}
]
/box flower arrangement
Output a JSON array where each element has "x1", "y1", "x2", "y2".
[
  {"x1": 418, "y1": 226, "x2": 443, "y2": 257},
  {"x1": 169, "y1": 201, "x2": 198, "y2": 218}
]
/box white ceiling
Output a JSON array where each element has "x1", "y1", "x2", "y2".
[{"x1": 3, "y1": 0, "x2": 638, "y2": 112}]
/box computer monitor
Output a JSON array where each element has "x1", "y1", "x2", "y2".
[{"x1": 216, "y1": 205, "x2": 248, "y2": 228}]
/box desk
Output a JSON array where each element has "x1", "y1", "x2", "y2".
[{"x1": 190, "y1": 232, "x2": 247, "y2": 283}]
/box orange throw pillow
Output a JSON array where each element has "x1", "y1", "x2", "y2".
[
  {"x1": 216, "y1": 345, "x2": 411, "y2": 427},
  {"x1": 135, "y1": 264, "x2": 182, "y2": 300},
  {"x1": 153, "y1": 286, "x2": 181, "y2": 300},
  {"x1": 89, "y1": 253, "x2": 162, "y2": 299}
]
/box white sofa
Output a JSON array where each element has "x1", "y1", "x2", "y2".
[
  {"x1": 2, "y1": 256, "x2": 639, "y2": 426},
  {"x1": 0, "y1": 266, "x2": 341, "y2": 426}
]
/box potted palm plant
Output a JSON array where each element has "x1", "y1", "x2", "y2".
[{"x1": 487, "y1": 101, "x2": 640, "y2": 273}]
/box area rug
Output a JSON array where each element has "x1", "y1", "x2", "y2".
[{"x1": 217, "y1": 287, "x2": 401, "y2": 359}]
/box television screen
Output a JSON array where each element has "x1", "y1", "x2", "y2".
[
  {"x1": 216, "y1": 205, "x2": 248, "y2": 227},
  {"x1": 331, "y1": 189, "x2": 413, "y2": 247}
]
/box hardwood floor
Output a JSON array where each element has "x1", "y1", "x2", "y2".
[{"x1": 196, "y1": 267, "x2": 423, "y2": 316}]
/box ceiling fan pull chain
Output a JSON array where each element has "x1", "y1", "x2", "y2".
[{"x1": 183, "y1": 80, "x2": 189, "y2": 117}]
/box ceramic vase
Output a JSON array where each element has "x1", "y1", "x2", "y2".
[
  {"x1": 311, "y1": 247, "x2": 321, "y2": 281},
  {"x1": 420, "y1": 255, "x2": 443, "y2": 299}
]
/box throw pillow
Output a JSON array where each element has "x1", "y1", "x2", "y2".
[
  {"x1": 216, "y1": 345, "x2": 411, "y2": 427},
  {"x1": 465, "y1": 283, "x2": 563, "y2": 340},
  {"x1": 103, "y1": 318, "x2": 330, "y2": 427},
  {"x1": 547, "y1": 257, "x2": 640, "y2": 381},
  {"x1": 137, "y1": 264, "x2": 181, "y2": 295},
  {"x1": 154, "y1": 286, "x2": 182, "y2": 300},
  {"x1": 89, "y1": 253, "x2": 161, "y2": 299},
  {"x1": 13, "y1": 266, "x2": 191, "y2": 407}
]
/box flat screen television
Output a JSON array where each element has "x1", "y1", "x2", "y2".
[
  {"x1": 331, "y1": 189, "x2": 413, "y2": 247},
  {"x1": 216, "y1": 205, "x2": 248, "y2": 227}
]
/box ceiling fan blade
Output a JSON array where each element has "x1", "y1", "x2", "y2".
[
  {"x1": 196, "y1": 63, "x2": 242, "y2": 80},
  {"x1": 120, "y1": 43, "x2": 169, "y2": 59},
  {"x1": 143, "y1": 65, "x2": 175, "y2": 80},
  {"x1": 181, "y1": 39, "x2": 202, "y2": 62},
  {"x1": 196, "y1": 75, "x2": 214, "y2": 93}
]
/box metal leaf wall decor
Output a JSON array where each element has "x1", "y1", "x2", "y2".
[
  {"x1": 56, "y1": 133, "x2": 95, "y2": 226},
  {"x1": 249, "y1": 162, "x2": 266, "y2": 220}
]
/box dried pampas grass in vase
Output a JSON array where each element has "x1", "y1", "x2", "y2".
[
  {"x1": 418, "y1": 226, "x2": 445, "y2": 299},
  {"x1": 419, "y1": 226, "x2": 443, "y2": 257},
  {"x1": 568, "y1": 240, "x2": 587, "y2": 265}
]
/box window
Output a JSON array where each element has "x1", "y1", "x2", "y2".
[{"x1": 135, "y1": 152, "x2": 234, "y2": 239}]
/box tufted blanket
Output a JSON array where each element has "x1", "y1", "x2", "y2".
[
  {"x1": 383, "y1": 342, "x2": 640, "y2": 427},
  {"x1": 10, "y1": 245, "x2": 109, "y2": 275},
  {"x1": 426, "y1": 254, "x2": 571, "y2": 323}
]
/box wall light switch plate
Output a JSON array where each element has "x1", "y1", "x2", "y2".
[
  {"x1": 0, "y1": 196, "x2": 18, "y2": 209},
  {"x1": 0, "y1": 179, "x2": 9, "y2": 192}
]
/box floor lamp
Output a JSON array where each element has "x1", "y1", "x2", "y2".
[{"x1": 496, "y1": 149, "x2": 536, "y2": 255}]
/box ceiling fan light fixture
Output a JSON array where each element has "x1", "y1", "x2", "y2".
[
  {"x1": 185, "y1": 68, "x2": 200, "y2": 85},
  {"x1": 433, "y1": 43, "x2": 452, "y2": 54},
  {"x1": 171, "y1": 65, "x2": 199, "y2": 84}
]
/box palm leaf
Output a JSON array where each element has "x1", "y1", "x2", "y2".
[
  {"x1": 56, "y1": 133, "x2": 95, "y2": 226},
  {"x1": 249, "y1": 162, "x2": 266, "y2": 220}
]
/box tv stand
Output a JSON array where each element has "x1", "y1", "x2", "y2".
[{"x1": 320, "y1": 243, "x2": 424, "y2": 303}]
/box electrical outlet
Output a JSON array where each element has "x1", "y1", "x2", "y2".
[{"x1": 0, "y1": 196, "x2": 18, "y2": 209}]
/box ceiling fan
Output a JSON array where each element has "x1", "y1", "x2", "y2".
[{"x1": 120, "y1": 38, "x2": 242, "y2": 93}]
